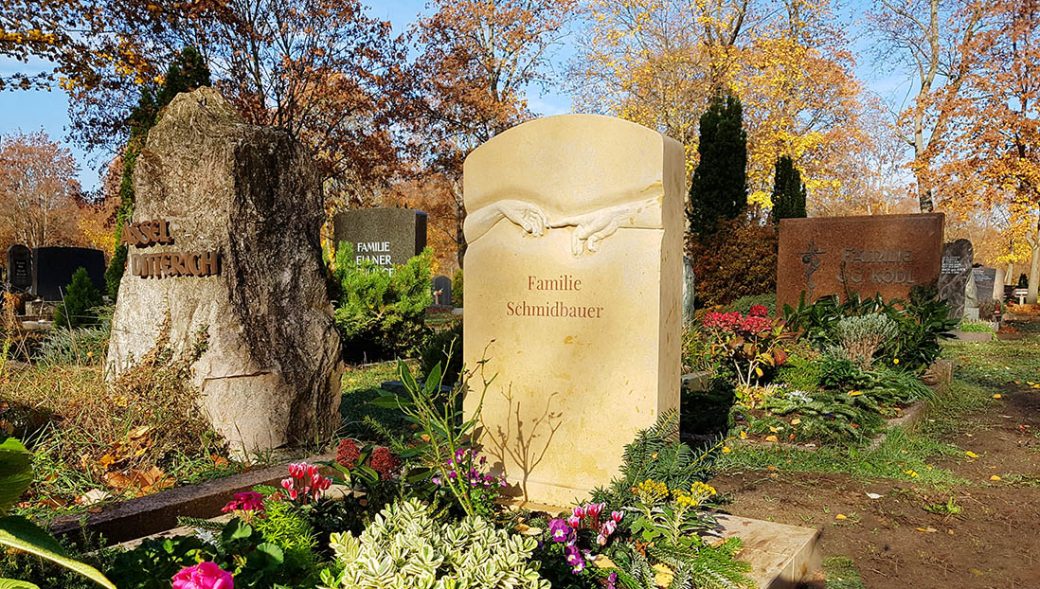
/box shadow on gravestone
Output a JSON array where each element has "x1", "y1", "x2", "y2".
[
  {"x1": 462, "y1": 114, "x2": 684, "y2": 506},
  {"x1": 105, "y1": 87, "x2": 342, "y2": 454}
]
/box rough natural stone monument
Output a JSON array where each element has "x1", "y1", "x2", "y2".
[
  {"x1": 777, "y1": 213, "x2": 945, "y2": 308},
  {"x1": 332, "y1": 208, "x2": 428, "y2": 270},
  {"x1": 938, "y1": 239, "x2": 974, "y2": 319},
  {"x1": 106, "y1": 87, "x2": 342, "y2": 452},
  {"x1": 463, "y1": 114, "x2": 684, "y2": 506}
]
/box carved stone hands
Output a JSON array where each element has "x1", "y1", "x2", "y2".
[
  {"x1": 550, "y1": 200, "x2": 648, "y2": 255},
  {"x1": 497, "y1": 199, "x2": 549, "y2": 237}
]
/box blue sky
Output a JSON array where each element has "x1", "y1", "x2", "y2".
[{"x1": 0, "y1": 0, "x2": 907, "y2": 192}]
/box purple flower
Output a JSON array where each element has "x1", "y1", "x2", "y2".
[
  {"x1": 548, "y1": 518, "x2": 572, "y2": 543},
  {"x1": 564, "y1": 543, "x2": 585, "y2": 573},
  {"x1": 606, "y1": 572, "x2": 618, "y2": 589}
]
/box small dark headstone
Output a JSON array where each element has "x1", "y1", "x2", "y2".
[
  {"x1": 332, "y1": 208, "x2": 428, "y2": 270},
  {"x1": 432, "y1": 275, "x2": 452, "y2": 307},
  {"x1": 32, "y1": 247, "x2": 105, "y2": 301},
  {"x1": 6, "y1": 244, "x2": 33, "y2": 293},
  {"x1": 972, "y1": 267, "x2": 997, "y2": 303},
  {"x1": 938, "y1": 239, "x2": 974, "y2": 319}
]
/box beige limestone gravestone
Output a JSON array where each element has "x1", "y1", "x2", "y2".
[
  {"x1": 106, "y1": 87, "x2": 342, "y2": 453},
  {"x1": 462, "y1": 114, "x2": 684, "y2": 506}
]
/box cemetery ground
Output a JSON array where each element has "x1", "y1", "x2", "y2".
[{"x1": 713, "y1": 322, "x2": 1040, "y2": 589}]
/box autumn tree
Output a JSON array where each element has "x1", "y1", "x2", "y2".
[
  {"x1": 573, "y1": 0, "x2": 753, "y2": 169},
  {"x1": 201, "y1": 0, "x2": 406, "y2": 208},
  {"x1": 410, "y1": 0, "x2": 577, "y2": 266},
  {"x1": 869, "y1": 0, "x2": 986, "y2": 212},
  {"x1": 771, "y1": 155, "x2": 806, "y2": 222},
  {"x1": 935, "y1": 0, "x2": 1040, "y2": 302},
  {"x1": 688, "y1": 94, "x2": 748, "y2": 236},
  {"x1": 0, "y1": 131, "x2": 82, "y2": 252}
]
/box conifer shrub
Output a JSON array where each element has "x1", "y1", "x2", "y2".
[{"x1": 54, "y1": 267, "x2": 104, "y2": 328}]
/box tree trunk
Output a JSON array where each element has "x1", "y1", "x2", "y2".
[{"x1": 1029, "y1": 224, "x2": 1039, "y2": 304}]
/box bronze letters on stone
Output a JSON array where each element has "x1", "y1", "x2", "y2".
[{"x1": 125, "y1": 219, "x2": 221, "y2": 279}]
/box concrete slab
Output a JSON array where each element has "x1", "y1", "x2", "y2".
[{"x1": 717, "y1": 514, "x2": 822, "y2": 589}]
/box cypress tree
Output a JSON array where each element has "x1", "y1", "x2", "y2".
[
  {"x1": 106, "y1": 47, "x2": 211, "y2": 299},
  {"x1": 688, "y1": 94, "x2": 748, "y2": 237},
  {"x1": 770, "y1": 155, "x2": 807, "y2": 223}
]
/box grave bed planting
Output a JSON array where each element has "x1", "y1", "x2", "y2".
[
  {"x1": 682, "y1": 290, "x2": 958, "y2": 450},
  {"x1": 3, "y1": 361, "x2": 758, "y2": 589}
]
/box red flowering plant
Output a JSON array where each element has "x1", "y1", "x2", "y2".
[
  {"x1": 330, "y1": 437, "x2": 403, "y2": 492},
  {"x1": 701, "y1": 304, "x2": 789, "y2": 393}
]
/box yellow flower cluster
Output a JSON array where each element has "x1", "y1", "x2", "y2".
[
  {"x1": 672, "y1": 481, "x2": 718, "y2": 508},
  {"x1": 634, "y1": 479, "x2": 669, "y2": 503}
]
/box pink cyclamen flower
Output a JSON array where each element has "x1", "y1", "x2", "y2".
[
  {"x1": 280, "y1": 462, "x2": 332, "y2": 504},
  {"x1": 610, "y1": 510, "x2": 623, "y2": 523},
  {"x1": 572, "y1": 505, "x2": 585, "y2": 520},
  {"x1": 566, "y1": 514, "x2": 581, "y2": 528},
  {"x1": 583, "y1": 502, "x2": 605, "y2": 523},
  {"x1": 221, "y1": 491, "x2": 265, "y2": 514},
  {"x1": 172, "y1": 562, "x2": 233, "y2": 589}
]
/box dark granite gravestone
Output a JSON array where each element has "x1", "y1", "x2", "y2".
[
  {"x1": 972, "y1": 267, "x2": 997, "y2": 302},
  {"x1": 938, "y1": 239, "x2": 974, "y2": 319},
  {"x1": 32, "y1": 247, "x2": 105, "y2": 301},
  {"x1": 432, "y1": 275, "x2": 452, "y2": 307},
  {"x1": 777, "y1": 213, "x2": 945, "y2": 308},
  {"x1": 332, "y1": 208, "x2": 428, "y2": 270},
  {"x1": 6, "y1": 244, "x2": 33, "y2": 293}
]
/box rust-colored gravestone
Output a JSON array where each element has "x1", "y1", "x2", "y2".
[{"x1": 777, "y1": 213, "x2": 944, "y2": 309}]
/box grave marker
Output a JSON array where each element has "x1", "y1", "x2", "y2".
[
  {"x1": 106, "y1": 87, "x2": 342, "y2": 453},
  {"x1": 432, "y1": 275, "x2": 452, "y2": 307},
  {"x1": 463, "y1": 115, "x2": 684, "y2": 506},
  {"x1": 938, "y1": 239, "x2": 974, "y2": 319},
  {"x1": 332, "y1": 208, "x2": 427, "y2": 271},
  {"x1": 777, "y1": 213, "x2": 944, "y2": 308},
  {"x1": 32, "y1": 247, "x2": 105, "y2": 301},
  {"x1": 5, "y1": 244, "x2": 32, "y2": 293}
]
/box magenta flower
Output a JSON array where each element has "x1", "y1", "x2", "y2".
[
  {"x1": 572, "y1": 505, "x2": 585, "y2": 519},
  {"x1": 566, "y1": 514, "x2": 581, "y2": 528},
  {"x1": 172, "y1": 562, "x2": 233, "y2": 589},
  {"x1": 548, "y1": 518, "x2": 572, "y2": 543},
  {"x1": 280, "y1": 462, "x2": 331, "y2": 504},
  {"x1": 221, "y1": 491, "x2": 265, "y2": 514},
  {"x1": 610, "y1": 510, "x2": 623, "y2": 523}
]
